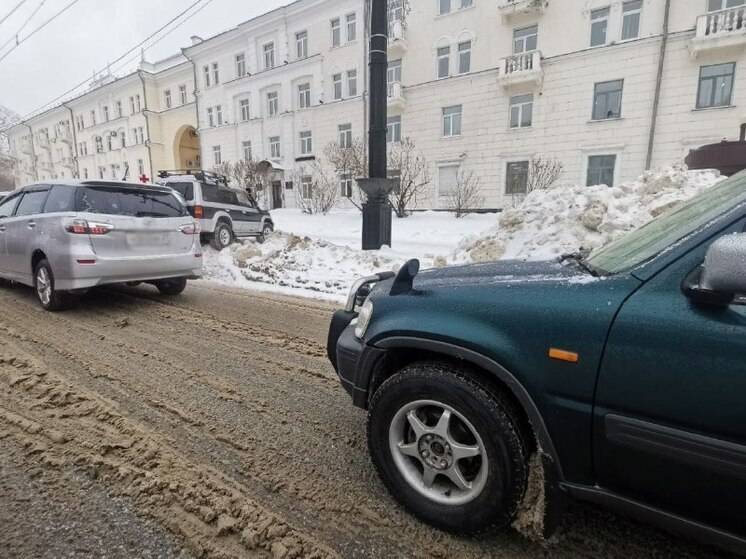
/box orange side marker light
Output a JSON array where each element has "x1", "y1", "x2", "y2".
[{"x1": 549, "y1": 348, "x2": 579, "y2": 363}]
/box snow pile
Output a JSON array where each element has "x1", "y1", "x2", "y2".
[{"x1": 457, "y1": 165, "x2": 724, "y2": 263}]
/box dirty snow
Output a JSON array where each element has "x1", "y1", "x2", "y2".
[{"x1": 201, "y1": 166, "x2": 725, "y2": 299}]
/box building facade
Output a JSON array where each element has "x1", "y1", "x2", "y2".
[{"x1": 7, "y1": 0, "x2": 746, "y2": 211}]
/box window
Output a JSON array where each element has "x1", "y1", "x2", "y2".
[
  {"x1": 333, "y1": 73, "x2": 343, "y2": 100},
  {"x1": 270, "y1": 136, "x2": 281, "y2": 159},
  {"x1": 242, "y1": 140, "x2": 252, "y2": 161},
  {"x1": 388, "y1": 59, "x2": 402, "y2": 93},
  {"x1": 236, "y1": 53, "x2": 246, "y2": 77},
  {"x1": 43, "y1": 185, "x2": 76, "y2": 213},
  {"x1": 267, "y1": 91, "x2": 279, "y2": 116},
  {"x1": 697, "y1": 62, "x2": 735, "y2": 109},
  {"x1": 138, "y1": 127, "x2": 145, "y2": 143},
  {"x1": 708, "y1": 0, "x2": 746, "y2": 11},
  {"x1": 590, "y1": 7, "x2": 609, "y2": 47},
  {"x1": 129, "y1": 96, "x2": 136, "y2": 114},
  {"x1": 135, "y1": 95, "x2": 141, "y2": 112},
  {"x1": 0, "y1": 194, "x2": 20, "y2": 218},
  {"x1": 207, "y1": 107, "x2": 215, "y2": 127},
  {"x1": 506, "y1": 161, "x2": 529, "y2": 194},
  {"x1": 121, "y1": 132, "x2": 126, "y2": 148},
  {"x1": 442, "y1": 105, "x2": 462, "y2": 137},
  {"x1": 298, "y1": 83, "x2": 311, "y2": 108},
  {"x1": 593, "y1": 79, "x2": 623, "y2": 120},
  {"x1": 587, "y1": 154, "x2": 616, "y2": 186},
  {"x1": 510, "y1": 94, "x2": 533, "y2": 128},
  {"x1": 461, "y1": 0, "x2": 473, "y2": 7},
  {"x1": 179, "y1": 84, "x2": 187, "y2": 104},
  {"x1": 514, "y1": 25, "x2": 538, "y2": 53},
  {"x1": 83, "y1": 168, "x2": 88, "y2": 179},
  {"x1": 212, "y1": 145, "x2": 222, "y2": 166},
  {"x1": 90, "y1": 110, "x2": 96, "y2": 126},
  {"x1": 116, "y1": 101, "x2": 123, "y2": 118},
  {"x1": 164, "y1": 90, "x2": 172, "y2": 109},
  {"x1": 107, "y1": 135, "x2": 113, "y2": 151},
  {"x1": 438, "y1": 164, "x2": 459, "y2": 196},
  {"x1": 103, "y1": 106, "x2": 110, "y2": 121},
  {"x1": 17, "y1": 190, "x2": 49, "y2": 217},
  {"x1": 203, "y1": 65, "x2": 211, "y2": 87},
  {"x1": 75, "y1": 186, "x2": 186, "y2": 217},
  {"x1": 331, "y1": 18, "x2": 341, "y2": 47},
  {"x1": 439, "y1": 0, "x2": 451, "y2": 15},
  {"x1": 621, "y1": 0, "x2": 642, "y2": 40},
  {"x1": 301, "y1": 175, "x2": 313, "y2": 199},
  {"x1": 347, "y1": 69, "x2": 358, "y2": 96},
  {"x1": 338, "y1": 123, "x2": 353, "y2": 148},
  {"x1": 458, "y1": 41, "x2": 471, "y2": 74},
  {"x1": 437, "y1": 46, "x2": 450, "y2": 78},
  {"x1": 137, "y1": 159, "x2": 144, "y2": 175},
  {"x1": 387, "y1": 115, "x2": 402, "y2": 143},
  {"x1": 216, "y1": 105, "x2": 223, "y2": 126},
  {"x1": 212, "y1": 62, "x2": 220, "y2": 85},
  {"x1": 98, "y1": 167, "x2": 105, "y2": 179},
  {"x1": 239, "y1": 98, "x2": 250, "y2": 122},
  {"x1": 296, "y1": 31, "x2": 308, "y2": 58},
  {"x1": 264, "y1": 42, "x2": 275, "y2": 69},
  {"x1": 95, "y1": 136, "x2": 103, "y2": 153},
  {"x1": 300, "y1": 130, "x2": 313, "y2": 154},
  {"x1": 340, "y1": 174, "x2": 353, "y2": 197},
  {"x1": 346, "y1": 13, "x2": 357, "y2": 41}
]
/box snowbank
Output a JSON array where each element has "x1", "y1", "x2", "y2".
[{"x1": 201, "y1": 166, "x2": 725, "y2": 300}]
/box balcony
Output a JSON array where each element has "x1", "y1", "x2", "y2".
[
  {"x1": 37, "y1": 136, "x2": 51, "y2": 150},
  {"x1": 690, "y1": 6, "x2": 746, "y2": 57},
  {"x1": 388, "y1": 20, "x2": 408, "y2": 55},
  {"x1": 498, "y1": 0, "x2": 547, "y2": 20},
  {"x1": 497, "y1": 51, "x2": 543, "y2": 88},
  {"x1": 57, "y1": 128, "x2": 73, "y2": 144},
  {"x1": 20, "y1": 138, "x2": 33, "y2": 155},
  {"x1": 387, "y1": 81, "x2": 407, "y2": 111},
  {"x1": 61, "y1": 157, "x2": 75, "y2": 169},
  {"x1": 40, "y1": 160, "x2": 53, "y2": 172}
]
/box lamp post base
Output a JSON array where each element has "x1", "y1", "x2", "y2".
[{"x1": 357, "y1": 177, "x2": 397, "y2": 250}]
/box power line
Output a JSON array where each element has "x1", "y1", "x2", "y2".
[
  {"x1": 3, "y1": 0, "x2": 213, "y2": 128},
  {"x1": 0, "y1": 0, "x2": 82, "y2": 64},
  {"x1": 0, "y1": 0, "x2": 30, "y2": 27},
  {"x1": 0, "y1": 0, "x2": 45, "y2": 54}
]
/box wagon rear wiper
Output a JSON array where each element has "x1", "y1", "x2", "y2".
[{"x1": 559, "y1": 251, "x2": 600, "y2": 277}]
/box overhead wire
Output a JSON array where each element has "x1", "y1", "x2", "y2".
[{"x1": 0, "y1": 0, "x2": 30, "y2": 27}]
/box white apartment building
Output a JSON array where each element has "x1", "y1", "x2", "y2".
[
  {"x1": 7, "y1": 53, "x2": 198, "y2": 186},
  {"x1": 7, "y1": 0, "x2": 746, "y2": 212}
]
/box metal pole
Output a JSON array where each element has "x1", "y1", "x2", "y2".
[{"x1": 368, "y1": 0, "x2": 387, "y2": 179}]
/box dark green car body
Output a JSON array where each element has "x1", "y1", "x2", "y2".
[{"x1": 328, "y1": 174, "x2": 746, "y2": 553}]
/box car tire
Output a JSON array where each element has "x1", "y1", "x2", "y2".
[
  {"x1": 33, "y1": 259, "x2": 71, "y2": 311},
  {"x1": 368, "y1": 362, "x2": 528, "y2": 535},
  {"x1": 210, "y1": 221, "x2": 234, "y2": 251},
  {"x1": 258, "y1": 222, "x2": 273, "y2": 243},
  {"x1": 155, "y1": 277, "x2": 187, "y2": 296}
]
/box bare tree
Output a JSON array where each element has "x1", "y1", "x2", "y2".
[
  {"x1": 388, "y1": 138, "x2": 430, "y2": 218},
  {"x1": 447, "y1": 169, "x2": 483, "y2": 218},
  {"x1": 323, "y1": 138, "x2": 367, "y2": 209},
  {"x1": 293, "y1": 161, "x2": 339, "y2": 215},
  {"x1": 527, "y1": 156, "x2": 563, "y2": 193},
  {"x1": 213, "y1": 159, "x2": 267, "y2": 206},
  {"x1": 0, "y1": 155, "x2": 14, "y2": 190}
]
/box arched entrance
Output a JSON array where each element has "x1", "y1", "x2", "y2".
[{"x1": 173, "y1": 125, "x2": 200, "y2": 170}]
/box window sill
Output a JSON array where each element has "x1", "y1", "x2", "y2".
[
  {"x1": 508, "y1": 125, "x2": 533, "y2": 131},
  {"x1": 587, "y1": 117, "x2": 624, "y2": 124},
  {"x1": 441, "y1": 134, "x2": 463, "y2": 140},
  {"x1": 692, "y1": 105, "x2": 736, "y2": 112},
  {"x1": 435, "y1": 5, "x2": 476, "y2": 19}
]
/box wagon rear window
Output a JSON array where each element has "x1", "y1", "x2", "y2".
[{"x1": 75, "y1": 186, "x2": 187, "y2": 218}]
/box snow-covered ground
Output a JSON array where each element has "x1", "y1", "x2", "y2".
[{"x1": 201, "y1": 166, "x2": 724, "y2": 301}]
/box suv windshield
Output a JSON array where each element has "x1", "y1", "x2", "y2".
[
  {"x1": 586, "y1": 172, "x2": 746, "y2": 275},
  {"x1": 76, "y1": 186, "x2": 187, "y2": 218},
  {"x1": 167, "y1": 181, "x2": 195, "y2": 201}
]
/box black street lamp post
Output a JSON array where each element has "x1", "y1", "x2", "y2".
[{"x1": 358, "y1": 0, "x2": 396, "y2": 250}]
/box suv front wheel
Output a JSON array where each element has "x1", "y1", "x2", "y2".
[
  {"x1": 211, "y1": 221, "x2": 234, "y2": 251},
  {"x1": 368, "y1": 362, "x2": 528, "y2": 535}
]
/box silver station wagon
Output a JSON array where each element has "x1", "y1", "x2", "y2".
[{"x1": 0, "y1": 181, "x2": 203, "y2": 310}]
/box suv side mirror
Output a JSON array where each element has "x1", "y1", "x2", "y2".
[{"x1": 683, "y1": 233, "x2": 746, "y2": 307}]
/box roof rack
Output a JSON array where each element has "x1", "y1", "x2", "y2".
[{"x1": 157, "y1": 169, "x2": 228, "y2": 186}]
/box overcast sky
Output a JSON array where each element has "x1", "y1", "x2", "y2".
[{"x1": 0, "y1": 0, "x2": 288, "y2": 117}]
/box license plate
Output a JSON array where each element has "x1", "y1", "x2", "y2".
[{"x1": 127, "y1": 232, "x2": 167, "y2": 246}]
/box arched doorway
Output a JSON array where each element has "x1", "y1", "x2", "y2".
[{"x1": 173, "y1": 125, "x2": 200, "y2": 170}]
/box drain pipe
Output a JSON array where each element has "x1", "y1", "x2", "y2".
[
  {"x1": 645, "y1": 0, "x2": 671, "y2": 170},
  {"x1": 23, "y1": 122, "x2": 38, "y2": 182},
  {"x1": 62, "y1": 103, "x2": 80, "y2": 178},
  {"x1": 138, "y1": 71, "x2": 155, "y2": 180}
]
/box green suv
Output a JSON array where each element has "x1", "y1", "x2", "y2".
[{"x1": 327, "y1": 171, "x2": 746, "y2": 554}]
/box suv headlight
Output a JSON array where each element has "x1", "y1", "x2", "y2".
[{"x1": 354, "y1": 299, "x2": 374, "y2": 339}]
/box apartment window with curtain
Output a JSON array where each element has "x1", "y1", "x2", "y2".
[
  {"x1": 338, "y1": 123, "x2": 352, "y2": 148},
  {"x1": 240, "y1": 98, "x2": 250, "y2": 121},
  {"x1": 593, "y1": 79, "x2": 624, "y2": 120},
  {"x1": 242, "y1": 140, "x2": 252, "y2": 161},
  {"x1": 587, "y1": 155, "x2": 616, "y2": 186},
  {"x1": 179, "y1": 84, "x2": 187, "y2": 104},
  {"x1": 697, "y1": 62, "x2": 735, "y2": 108},
  {"x1": 300, "y1": 130, "x2": 313, "y2": 155},
  {"x1": 510, "y1": 94, "x2": 533, "y2": 128},
  {"x1": 442, "y1": 105, "x2": 462, "y2": 137},
  {"x1": 437, "y1": 46, "x2": 450, "y2": 78},
  {"x1": 296, "y1": 30, "x2": 308, "y2": 58},
  {"x1": 298, "y1": 83, "x2": 311, "y2": 108},
  {"x1": 331, "y1": 18, "x2": 341, "y2": 47},
  {"x1": 621, "y1": 1, "x2": 642, "y2": 40},
  {"x1": 506, "y1": 161, "x2": 529, "y2": 194},
  {"x1": 270, "y1": 136, "x2": 281, "y2": 159},
  {"x1": 347, "y1": 69, "x2": 358, "y2": 96},
  {"x1": 333, "y1": 73, "x2": 343, "y2": 100},
  {"x1": 213, "y1": 145, "x2": 222, "y2": 166},
  {"x1": 267, "y1": 91, "x2": 279, "y2": 116},
  {"x1": 458, "y1": 41, "x2": 471, "y2": 74},
  {"x1": 513, "y1": 25, "x2": 538, "y2": 53},
  {"x1": 236, "y1": 53, "x2": 246, "y2": 77},
  {"x1": 590, "y1": 7, "x2": 609, "y2": 47},
  {"x1": 164, "y1": 90, "x2": 172, "y2": 109},
  {"x1": 387, "y1": 115, "x2": 401, "y2": 143},
  {"x1": 264, "y1": 42, "x2": 275, "y2": 69},
  {"x1": 346, "y1": 13, "x2": 357, "y2": 41}
]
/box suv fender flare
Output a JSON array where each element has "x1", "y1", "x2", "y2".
[
  {"x1": 212, "y1": 211, "x2": 232, "y2": 230},
  {"x1": 374, "y1": 335, "x2": 564, "y2": 481}
]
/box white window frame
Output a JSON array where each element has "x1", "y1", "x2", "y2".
[
  {"x1": 439, "y1": 0, "x2": 451, "y2": 16},
  {"x1": 298, "y1": 83, "x2": 311, "y2": 108},
  {"x1": 212, "y1": 145, "x2": 222, "y2": 166},
  {"x1": 437, "y1": 46, "x2": 450, "y2": 78},
  {"x1": 437, "y1": 162, "x2": 460, "y2": 197},
  {"x1": 338, "y1": 123, "x2": 353, "y2": 148},
  {"x1": 267, "y1": 91, "x2": 279, "y2": 117},
  {"x1": 264, "y1": 42, "x2": 276, "y2": 70},
  {"x1": 203, "y1": 65, "x2": 211, "y2": 87},
  {"x1": 242, "y1": 140, "x2": 252, "y2": 161},
  {"x1": 207, "y1": 107, "x2": 215, "y2": 127},
  {"x1": 331, "y1": 18, "x2": 341, "y2": 47},
  {"x1": 347, "y1": 69, "x2": 358, "y2": 96},
  {"x1": 179, "y1": 84, "x2": 187, "y2": 105},
  {"x1": 346, "y1": 12, "x2": 357, "y2": 42},
  {"x1": 340, "y1": 173, "x2": 353, "y2": 197},
  {"x1": 621, "y1": 0, "x2": 642, "y2": 40},
  {"x1": 387, "y1": 115, "x2": 402, "y2": 143},
  {"x1": 505, "y1": 160, "x2": 529, "y2": 195},
  {"x1": 212, "y1": 62, "x2": 220, "y2": 85},
  {"x1": 586, "y1": 153, "x2": 618, "y2": 187},
  {"x1": 299, "y1": 130, "x2": 313, "y2": 155},
  {"x1": 270, "y1": 136, "x2": 281, "y2": 159},
  {"x1": 513, "y1": 25, "x2": 538, "y2": 54},
  {"x1": 590, "y1": 7, "x2": 610, "y2": 47},
  {"x1": 442, "y1": 105, "x2": 462, "y2": 137},
  {"x1": 458, "y1": 41, "x2": 471, "y2": 74},
  {"x1": 236, "y1": 53, "x2": 246, "y2": 77},
  {"x1": 239, "y1": 98, "x2": 250, "y2": 122},
  {"x1": 301, "y1": 175, "x2": 313, "y2": 199},
  {"x1": 296, "y1": 30, "x2": 308, "y2": 59},
  {"x1": 164, "y1": 90, "x2": 172, "y2": 109},
  {"x1": 333, "y1": 73, "x2": 343, "y2": 100},
  {"x1": 509, "y1": 94, "x2": 533, "y2": 128}
]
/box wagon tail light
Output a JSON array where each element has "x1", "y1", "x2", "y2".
[
  {"x1": 178, "y1": 221, "x2": 201, "y2": 235},
  {"x1": 193, "y1": 205, "x2": 204, "y2": 218},
  {"x1": 65, "y1": 219, "x2": 113, "y2": 235}
]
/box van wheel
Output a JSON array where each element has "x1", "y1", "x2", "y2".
[
  {"x1": 34, "y1": 259, "x2": 71, "y2": 311},
  {"x1": 368, "y1": 362, "x2": 528, "y2": 535},
  {"x1": 258, "y1": 222, "x2": 274, "y2": 243},
  {"x1": 211, "y1": 222, "x2": 233, "y2": 250},
  {"x1": 156, "y1": 278, "x2": 187, "y2": 296}
]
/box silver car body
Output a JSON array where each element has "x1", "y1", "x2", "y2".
[{"x1": 0, "y1": 181, "x2": 202, "y2": 291}]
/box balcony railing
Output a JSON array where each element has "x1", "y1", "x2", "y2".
[
  {"x1": 498, "y1": 51, "x2": 543, "y2": 87},
  {"x1": 691, "y1": 6, "x2": 746, "y2": 56},
  {"x1": 498, "y1": 0, "x2": 546, "y2": 19},
  {"x1": 388, "y1": 20, "x2": 408, "y2": 54},
  {"x1": 387, "y1": 81, "x2": 407, "y2": 111}
]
